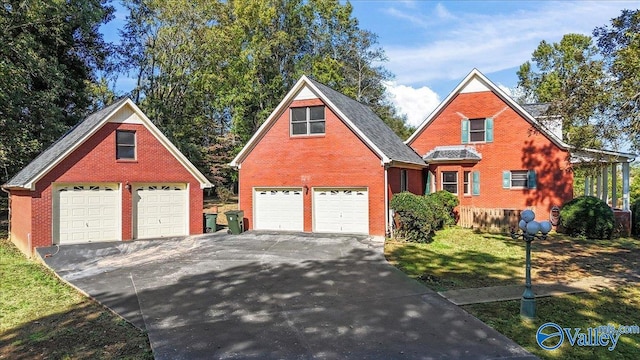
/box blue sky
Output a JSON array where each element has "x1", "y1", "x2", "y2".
[{"x1": 102, "y1": 0, "x2": 637, "y2": 126}]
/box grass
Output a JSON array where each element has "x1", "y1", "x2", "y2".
[
  {"x1": 385, "y1": 226, "x2": 640, "y2": 359},
  {"x1": 0, "y1": 235, "x2": 153, "y2": 359}
]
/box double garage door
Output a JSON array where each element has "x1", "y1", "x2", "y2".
[
  {"x1": 53, "y1": 183, "x2": 187, "y2": 244},
  {"x1": 253, "y1": 187, "x2": 368, "y2": 234}
]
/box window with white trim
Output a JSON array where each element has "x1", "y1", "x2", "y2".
[
  {"x1": 291, "y1": 106, "x2": 325, "y2": 136},
  {"x1": 116, "y1": 130, "x2": 136, "y2": 159},
  {"x1": 400, "y1": 169, "x2": 408, "y2": 192},
  {"x1": 503, "y1": 170, "x2": 537, "y2": 189},
  {"x1": 463, "y1": 171, "x2": 471, "y2": 195},
  {"x1": 442, "y1": 171, "x2": 458, "y2": 194},
  {"x1": 462, "y1": 117, "x2": 493, "y2": 143}
]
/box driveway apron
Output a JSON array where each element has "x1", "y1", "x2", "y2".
[{"x1": 38, "y1": 232, "x2": 536, "y2": 360}]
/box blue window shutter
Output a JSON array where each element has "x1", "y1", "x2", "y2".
[
  {"x1": 485, "y1": 117, "x2": 494, "y2": 142},
  {"x1": 425, "y1": 171, "x2": 432, "y2": 194},
  {"x1": 461, "y1": 119, "x2": 469, "y2": 144},
  {"x1": 502, "y1": 171, "x2": 511, "y2": 189},
  {"x1": 472, "y1": 171, "x2": 480, "y2": 195},
  {"x1": 527, "y1": 170, "x2": 537, "y2": 189}
]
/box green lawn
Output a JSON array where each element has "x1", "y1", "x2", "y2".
[
  {"x1": 0, "y1": 235, "x2": 153, "y2": 359},
  {"x1": 385, "y1": 227, "x2": 640, "y2": 360}
]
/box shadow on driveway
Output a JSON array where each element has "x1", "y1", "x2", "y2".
[{"x1": 37, "y1": 232, "x2": 536, "y2": 359}]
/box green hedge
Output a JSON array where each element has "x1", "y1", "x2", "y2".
[
  {"x1": 631, "y1": 200, "x2": 640, "y2": 236},
  {"x1": 390, "y1": 191, "x2": 459, "y2": 243},
  {"x1": 559, "y1": 196, "x2": 615, "y2": 239}
]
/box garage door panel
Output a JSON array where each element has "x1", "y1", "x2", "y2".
[
  {"x1": 55, "y1": 184, "x2": 120, "y2": 244},
  {"x1": 134, "y1": 184, "x2": 187, "y2": 239},
  {"x1": 314, "y1": 188, "x2": 368, "y2": 234},
  {"x1": 254, "y1": 188, "x2": 303, "y2": 231}
]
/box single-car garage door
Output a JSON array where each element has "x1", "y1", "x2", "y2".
[
  {"x1": 254, "y1": 188, "x2": 303, "y2": 231},
  {"x1": 54, "y1": 184, "x2": 120, "y2": 244},
  {"x1": 313, "y1": 188, "x2": 369, "y2": 234},
  {"x1": 134, "y1": 184, "x2": 188, "y2": 239}
]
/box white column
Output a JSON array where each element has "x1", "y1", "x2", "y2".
[
  {"x1": 585, "y1": 176, "x2": 591, "y2": 196},
  {"x1": 596, "y1": 168, "x2": 602, "y2": 199},
  {"x1": 611, "y1": 163, "x2": 618, "y2": 208},
  {"x1": 623, "y1": 162, "x2": 630, "y2": 211},
  {"x1": 602, "y1": 165, "x2": 609, "y2": 204}
]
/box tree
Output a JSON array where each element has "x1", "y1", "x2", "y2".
[
  {"x1": 118, "y1": 0, "x2": 412, "y2": 187},
  {"x1": 594, "y1": 9, "x2": 640, "y2": 149},
  {"x1": 516, "y1": 34, "x2": 612, "y2": 150},
  {"x1": 0, "y1": 0, "x2": 114, "y2": 183}
]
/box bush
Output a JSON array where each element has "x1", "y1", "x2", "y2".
[
  {"x1": 559, "y1": 196, "x2": 615, "y2": 239},
  {"x1": 390, "y1": 191, "x2": 459, "y2": 243},
  {"x1": 216, "y1": 186, "x2": 233, "y2": 204},
  {"x1": 631, "y1": 200, "x2": 640, "y2": 236}
]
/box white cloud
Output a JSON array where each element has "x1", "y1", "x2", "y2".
[
  {"x1": 385, "y1": 82, "x2": 440, "y2": 127},
  {"x1": 382, "y1": 1, "x2": 630, "y2": 86}
]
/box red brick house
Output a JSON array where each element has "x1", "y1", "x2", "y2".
[
  {"x1": 230, "y1": 76, "x2": 426, "y2": 237},
  {"x1": 406, "y1": 68, "x2": 635, "y2": 218},
  {"x1": 2, "y1": 98, "x2": 212, "y2": 256}
]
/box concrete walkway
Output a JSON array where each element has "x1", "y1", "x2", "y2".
[{"x1": 439, "y1": 276, "x2": 626, "y2": 306}]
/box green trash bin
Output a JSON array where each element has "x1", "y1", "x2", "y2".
[
  {"x1": 225, "y1": 210, "x2": 244, "y2": 234},
  {"x1": 203, "y1": 213, "x2": 217, "y2": 233}
]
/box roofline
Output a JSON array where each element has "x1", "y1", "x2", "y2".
[
  {"x1": 405, "y1": 68, "x2": 569, "y2": 151},
  {"x1": 230, "y1": 75, "x2": 391, "y2": 168},
  {"x1": 19, "y1": 99, "x2": 212, "y2": 190},
  {"x1": 570, "y1": 146, "x2": 636, "y2": 163}
]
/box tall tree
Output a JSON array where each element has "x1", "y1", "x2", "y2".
[
  {"x1": 594, "y1": 9, "x2": 640, "y2": 149},
  {"x1": 0, "y1": 0, "x2": 114, "y2": 183},
  {"x1": 516, "y1": 34, "x2": 612, "y2": 150}
]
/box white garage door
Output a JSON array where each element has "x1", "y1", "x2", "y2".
[
  {"x1": 313, "y1": 188, "x2": 369, "y2": 234},
  {"x1": 254, "y1": 188, "x2": 303, "y2": 231},
  {"x1": 134, "y1": 184, "x2": 188, "y2": 239},
  {"x1": 54, "y1": 184, "x2": 120, "y2": 244}
]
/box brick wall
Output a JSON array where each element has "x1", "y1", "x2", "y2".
[
  {"x1": 9, "y1": 190, "x2": 32, "y2": 255},
  {"x1": 239, "y1": 98, "x2": 387, "y2": 235},
  {"x1": 21, "y1": 121, "x2": 203, "y2": 252},
  {"x1": 409, "y1": 91, "x2": 573, "y2": 217}
]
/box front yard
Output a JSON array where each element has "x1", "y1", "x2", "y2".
[{"x1": 386, "y1": 227, "x2": 640, "y2": 359}]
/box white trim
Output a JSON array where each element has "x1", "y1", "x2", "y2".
[
  {"x1": 230, "y1": 76, "x2": 391, "y2": 168},
  {"x1": 25, "y1": 99, "x2": 212, "y2": 190}
]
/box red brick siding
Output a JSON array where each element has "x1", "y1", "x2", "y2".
[
  {"x1": 9, "y1": 191, "x2": 32, "y2": 255},
  {"x1": 23, "y1": 121, "x2": 203, "y2": 250},
  {"x1": 410, "y1": 91, "x2": 573, "y2": 216},
  {"x1": 238, "y1": 98, "x2": 387, "y2": 235},
  {"x1": 387, "y1": 167, "x2": 424, "y2": 199}
]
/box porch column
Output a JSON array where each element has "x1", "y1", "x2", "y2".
[
  {"x1": 602, "y1": 164, "x2": 609, "y2": 204},
  {"x1": 585, "y1": 176, "x2": 591, "y2": 196},
  {"x1": 595, "y1": 167, "x2": 602, "y2": 199},
  {"x1": 611, "y1": 163, "x2": 618, "y2": 208},
  {"x1": 623, "y1": 162, "x2": 630, "y2": 211}
]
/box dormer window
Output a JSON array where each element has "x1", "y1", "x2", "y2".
[
  {"x1": 291, "y1": 106, "x2": 325, "y2": 136},
  {"x1": 461, "y1": 118, "x2": 493, "y2": 143}
]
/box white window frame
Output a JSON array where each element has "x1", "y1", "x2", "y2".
[
  {"x1": 441, "y1": 171, "x2": 458, "y2": 195},
  {"x1": 116, "y1": 130, "x2": 136, "y2": 160},
  {"x1": 290, "y1": 106, "x2": 325, "y2": 136},
  {"x1": 463, "y1": 171, "x2": 471, "y2": 196},
  {"x1": 510, "y1": 170, "x2": 529, "y2": 189},
  {"x1": 468, "y1": 118, "x2": 486, "y2": 142}
]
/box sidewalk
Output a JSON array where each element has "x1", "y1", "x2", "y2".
[{"x1": 439, "y1": 276, "x2": 626, "y2": 306}]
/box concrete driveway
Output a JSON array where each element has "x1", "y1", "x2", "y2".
[{"x1": 37, "y1": 232, "x2": 536, "y2": 359}]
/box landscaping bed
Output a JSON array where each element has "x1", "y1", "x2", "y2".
[{"x1": 385, "y1": 227, "x2": 640, "y2": 359}]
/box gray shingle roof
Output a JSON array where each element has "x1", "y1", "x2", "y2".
[
  {"x1": 423, "y1": 145, "x2": 482, "y2": 163},
  {"x1": 4, "y1": 97, "x2": 130, "y2": 188},
  {"x1": 521, "y1": 103, "x2": 550, "y2": 118},
  {"x1": 307, "y1": 78, "x2": 425, "y2": 166}
]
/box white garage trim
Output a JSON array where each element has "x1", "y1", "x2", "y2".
[
  {"x1": 53, "y1": 183, "x2": 121, "y2": 244},
  {"x1": 253, "y1": 188, "x2": 304, "y2": 231},
  {"x1": 313, "y1": 187, "x2": 369, "y2": 234},
  {"x1": 133, "y1": 183, "x2": 188, "y2": 239}
]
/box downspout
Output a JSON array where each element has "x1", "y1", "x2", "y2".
[
  {"x1": 1, "y1": 186, "x2": 10, "y2": 242},
  {"x1": 384, "y1": 165, "x2": 390, "y2": 238}
]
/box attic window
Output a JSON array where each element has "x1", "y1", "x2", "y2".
[
  {"x1": 116, "y1": 130, "x2": 136, "y2": 160},
  {"x1": 291, "y1": 106, "x2": 325, "y2": 136}
]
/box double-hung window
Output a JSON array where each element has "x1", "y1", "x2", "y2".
[
  {"x1": 503, "y1": 170, "x2": 537, "y2": 189},
  {"x1": 400, "y1": 169, "x2": 408, "y2": 192},
  {"x1": 462, "y1": 118, "x2": 493, "y2": 143},
  {"x1": 442, "y1": 171, "x2": 458, "y2": 194},
  {"x1": 291, "y1": 106, "x2": 325, "y2": 136},
  {"x1": 463, "y1": 170, "x2": 481, "y2": 196},
  {"x1": 116, "y1": 130, "x2": 136, "y2": 160}
]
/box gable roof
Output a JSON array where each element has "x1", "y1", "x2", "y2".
[
  {"x1": 230, "y1": 76, "x2": 425, "y2": 168},
  {"x1": 406, "y1": 68, "x2": 635, "y2": 163},
  {"x1": 3, "y1": 98, "x2": 212, "y2": 190}
]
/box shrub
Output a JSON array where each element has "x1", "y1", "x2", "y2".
[
  {"x1": 390, "y1": 191, "x2": 459, "y2": 243},
  {"x1": 216, "y1": 186, "x2": 233, "y2": 204},
  {"x1": 559, "y1": 196, "x2": 615, "y2": 239},
  {"x1": 631, "y1": 200, "x2": 640, "y2": 236}
]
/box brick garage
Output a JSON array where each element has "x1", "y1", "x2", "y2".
[
  {"x1": 231, "y1": 76, "x2": 425, "y2": 237},
  {"x1": 3, "y1": 98, "x2": 211, "y2": 256}
]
